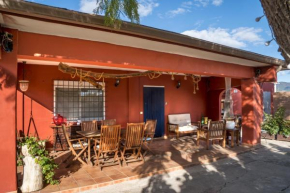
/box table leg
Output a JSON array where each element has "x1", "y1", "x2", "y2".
[
  {"x1": 87, "y1": 138, "x2": 92, "y2": 166},
  {"x1": 54, "y1": 127, "x2": 63, "y2": 152},
  {"x1": 236, "y1": 130, "x2": 239, "y2": 146},
  {"x1": 231, "y1": 131, "x2": 234, "y2": 148}
]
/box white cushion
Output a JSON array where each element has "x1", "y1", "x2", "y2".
[
  {"x1": 226, "y1": 121, "x2": 235, "y2": 130},
  {"x1": 143, "y1": 137, "x2": 152, "y2": 141},
  {"x1": 72, "y1": 142, "x2": 88, "y2": 148},
  {"x1": 178, "y1": 125, "x2": 198, "y2": 132},
  {"x1": 168, "y1": 114, "x2": 191, "y2": 125}
]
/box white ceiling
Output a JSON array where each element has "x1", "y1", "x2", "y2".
[{"x1": 3, "y1": 14, "x2": 269, "y2": 68}]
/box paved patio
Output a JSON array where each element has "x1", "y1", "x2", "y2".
[
  {"x1": 17, "y1": 136, "x2": 260, "y2": 193},
  {"x1": 86, "y1": 139, "x2": 290, "y2": 193}
]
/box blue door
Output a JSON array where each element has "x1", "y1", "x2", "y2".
[{"x1": 143, "y1": 87, "x2": 165, "y2": 137}]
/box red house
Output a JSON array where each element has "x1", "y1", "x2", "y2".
[{"x1": 0, "y1": 0, "x2": 283, "y2": 192}]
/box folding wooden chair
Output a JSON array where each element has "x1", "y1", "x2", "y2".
[
  {"x1": 93, "y1": 125, "x2": 121, "y2": 170},
  {"x1": 81, "y1": 120, "x2": 98, "y2": 131},
  {"x1": 101, "y1": 119, "x2": 117, "y2": 126},
  {"x1": 61, "y1": 125, "x2": 87, "y2": 165},
  {"x1": 143, "y1": 119, "x2": 157, "y2": 157},
  {"x1": 120, "y1": 123, "x2": 145, "y2": 165},
  {"x1": 197, "y1": 120, "x2": 226, "y2": 150}
]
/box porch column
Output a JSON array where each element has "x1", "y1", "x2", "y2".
[
  {"x1": 241, "y1": 78, "x2": 263, "y2": 145},
  {"x1": 0, "y1": 29, "x2": 18, "y2": 192}
]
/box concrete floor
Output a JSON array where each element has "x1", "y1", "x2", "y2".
[{"x1": 83, "y1": 140, "x2": 290, "y2": 193}]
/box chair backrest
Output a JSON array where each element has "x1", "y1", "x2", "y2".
[
  {"x1": 208, "y1": 120, "x2": 226, "y2": 138},
  {"x1": 61, "y1": 125, "x2": 73, "y2": 150},
  {"x1": 101, "y1": 119, "x2": 117, "y2": 126},
  {"x1": 99, "y1": 125, "x2": 121, "y2": 152},
  {"x1": 81, "y1": 120, "x2": 97, "y2": 131},
  {"x1": 168, "y1": 114, "x2": 191, "y2": 125},
  {"x1": 125, "y1": 123, "x2": 145, "y2": 148},
  {"x1": 144, "y1": 119, "x2": 157, "y2": 136}
]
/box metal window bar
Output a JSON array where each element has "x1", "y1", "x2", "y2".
[{"x1": 53, "y1": 80, "x2": 105, "y2": 122}]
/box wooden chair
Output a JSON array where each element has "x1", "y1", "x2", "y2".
[
  {"x1": 101, "y1": 119, "x2": 117, "y2": 126},
  {"x1": 120, "y1": 123, "x2": 145, "y2": 165},
  {"x1": 61, "y1": 125, "x2": 88, "y2": 165},
  {"x1": 197, "y1": 120, "x2": 226, "y2": 150},
  {"x1": 143, "y1": 119, "x2": 157, "y2": 157},
  {"x1": 81, "y1": 120, "x2": 98, "y2": 131},
  {"x1": 93, "y1": 125, "x2": 121, "y2": 170}
]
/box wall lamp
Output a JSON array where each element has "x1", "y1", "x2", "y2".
[
  {"x1": 176, "y1": 81, "x2": 181, "y2": 89},
  {"x1": 115, "y1": 79, "x2": 120, "y2": 87},
  {"x1": 265, "y1": 38, "x2": 274, "y2": 46},
  {"x1": 255, "y1": 15, "x2": 264, "y2": 22}
]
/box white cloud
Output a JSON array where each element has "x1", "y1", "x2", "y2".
[
  {"x1": 79, "y1": 0, "x2": 96, "y2": 14},
  {"x1": 167, "y1": 8, "x2": 187, "y2": 18},
  {"x1": 231, "y1": 27, "x2": 263, "y2": 43},
  {"x1": 279, "y1": 71, "x2": 290, "y2": 76},
  {"x1": 212, "y1": 0, "x2": 223, "y2": 6},
  {"x1": 194, "y1": 0, "x2": 223, "y2": 7},
  {"x1": 181, "y1": 27, "x2": 264, "y2": 48},
  {"x1": 194, "y1": 0, "x2": 210, "y2": 7},
  {"x1": 181, "y1": 1, "x2": 193, "y2": 9},
  {"x1": 138, "y1": 0, "x2": 159, "y2": 17},
  {"x1": 165, "y1": 1, "x2": 193, "y2": 18}
]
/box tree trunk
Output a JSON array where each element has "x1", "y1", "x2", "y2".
[{"x1": 21, "y1": 145, "x2": 43, "y2": 192}]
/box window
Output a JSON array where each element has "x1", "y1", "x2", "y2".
[{"x1": 54, "y1": 80, "x2": 105, "y2": 121}]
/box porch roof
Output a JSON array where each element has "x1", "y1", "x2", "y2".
[{"x1": 0, "y1": 0, "x2": 286, "y2": 69}]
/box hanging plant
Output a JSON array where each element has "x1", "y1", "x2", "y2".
[{"x1": 18, "y1": 137, "x2": 59, "y2": 185}]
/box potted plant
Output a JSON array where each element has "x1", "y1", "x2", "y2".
[
  {"x1": 18, "y1": 137, "x2": 59, "y2": 192},
  {"x1": 262, "y1": 107, "x2": 290, "y2": 139}
]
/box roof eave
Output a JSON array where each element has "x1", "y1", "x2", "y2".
[{"x1": 0, "y1": 0, "x2": 286, "y2": 67}]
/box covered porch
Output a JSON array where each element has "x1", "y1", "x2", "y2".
[
  {"x1": 17, "y1": 136, "x2": 261, "y2": 193},
  {"x1": 0, "y1": 1, "x2": 281, "y2": 192}
]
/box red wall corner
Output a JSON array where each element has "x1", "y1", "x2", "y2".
[
  {"x1": 241, "y1": 78, "x2": 263, "y2": 145},
  {"x1": 0, "y1": 29, "x2": 18, "y2": 192}
]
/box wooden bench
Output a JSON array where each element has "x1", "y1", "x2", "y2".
[{"x1": 167, "y1": 114, "x2": 198, "y2": 139}]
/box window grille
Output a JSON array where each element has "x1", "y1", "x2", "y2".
[{"x1": 53, "y1": 80, "x2": 105, "y2": 121}]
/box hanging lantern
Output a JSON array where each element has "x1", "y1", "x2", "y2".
[{"x1": 19, "y1": 80, "x2": 29, "y2": 92}]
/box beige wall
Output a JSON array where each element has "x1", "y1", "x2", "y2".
[{"x1": 274, "y1": 92, "x2": 290, "y2": 120}]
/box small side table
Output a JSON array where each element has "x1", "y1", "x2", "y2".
[
  {"x1": 50, "y1": 125, "x2": 64, "y2": 152},
  {"x1": 226, "y1": 128, "x2": 240, "y2": 147}
]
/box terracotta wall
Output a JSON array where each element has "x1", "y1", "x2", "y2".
[
  {"x1": 0, "y1": 29, "x2": 18, "y2": 192},
  {"x1": 18, "y1": 32, "x2": 254, "y2": 78},
  {"x1": 17, "y1": 64, "x2": 207, "y2": 147},
  {"x1": 241, "y1": 78, "x2": 263, "y2": 145}
]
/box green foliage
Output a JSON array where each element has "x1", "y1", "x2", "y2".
[
  {"x1": 262, "y1": 107, "x2": 290, "y2": 137},
  {"x1": 262, "y1": 113, "x2": 279, "y2": 135},
  {"x1": 95, "y1": 0, "x2": 140, "y2": 28},
  {"x1": 18, "y1": 137, "x2": 59, "y2": 185}
]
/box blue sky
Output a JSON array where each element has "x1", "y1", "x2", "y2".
[{"x1": 27, "y1": 0, "x2": 290, "y2": 82}]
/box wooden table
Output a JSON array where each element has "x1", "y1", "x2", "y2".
[
  {"x1": 226, "y1": 128, "x2": 240, "y2": 147},
  {"x1": 76, "y1": 130, "x2": 100, "y2": 165}
]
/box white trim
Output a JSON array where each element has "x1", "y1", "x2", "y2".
[{"x1": 143, "y1": 85, "x2": 165, "y2": 88}]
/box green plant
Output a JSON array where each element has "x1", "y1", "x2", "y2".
[
  {"x1": 262, "y1": 107, "x2": 290, "y2": 137},
  {"x1": 262, "y1": 113, "x2": 279, "y2": 135},
  {"x1": 95, "y1": 0, "x2": 140, "y2": 28},
  {"x1": 18, "y1": 137, "x2": 59, "y2": 185}
]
